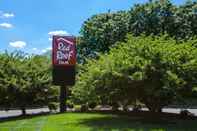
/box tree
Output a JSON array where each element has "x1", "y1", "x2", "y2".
[
  {"x1": 78, "y1": 0, "x2": 197, "y2": 61},
  {"x1": 72, "y1": 35, "x2": 197, "y2": 112},
  {"x1": 0, "y1": 52, "x2": 58, "y2": 115},
  {"x1": 78, "y1": 11, "x2": 129, "y2": 61},
  {"x1": 128, "y1": 0, "x2": 176, "y2": 36}
]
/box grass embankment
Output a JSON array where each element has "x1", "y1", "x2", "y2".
[{"x1": 0, "y1": 112, "x2": 197, "y2": 131}]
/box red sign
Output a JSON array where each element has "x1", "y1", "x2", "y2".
[{"x1": 52, "y1": 36, "x2": 76, "y2": 66}]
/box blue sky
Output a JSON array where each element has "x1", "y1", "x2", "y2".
[{"x1": 0, "y1": 0, "x2": 186, "y2": 54}]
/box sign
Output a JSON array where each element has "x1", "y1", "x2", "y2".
[
  {"x1": 52, "y1": 36, "x2": 76, "y2": 66},
  {"x1": 52, "y1": 36, "x2": 76, "y2": 86},
  {"x1": 52, "y1": 66, "x2": 75, "y2": 86}
]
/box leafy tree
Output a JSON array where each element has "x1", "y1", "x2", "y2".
[
  {"x1": 0, "y1": 52, "x2": 58, "y2": 115},
  {"x1": 78, "y1": 11, "x2": 129, "y2": 61},
  {"x1": 128, "y1": 0, "x2": 176, "y2": 36},
  {"x1": 78, "y1": 0, "x2": 197, "y2": 61},
  {"x1": 72, "y1": 35, "x2": 197, "y2": 112}
]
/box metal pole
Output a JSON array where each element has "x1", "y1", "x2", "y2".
[{"x1": 60, "y1": 85, "x2": 67, "y2": 113}]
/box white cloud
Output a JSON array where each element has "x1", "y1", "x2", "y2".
[
  {"x1": 48, "y1": 30, "x2": 69, "y2": 42},
  {"x1": 48, "y1": 30, "x2": 69, "y2": 36},
  {"x1": 41, "y1": 49, "x2": 47, "y2": 53},
  {"x1": 9, "y1": 41, "x2": 26, "y2": 48},
  {"x1": 0, "y1": 11, "x2": 14, "y2": 18},
  {"x1": 41, "y1": 47, "x2": 52, "y2": 53},
  {"x1": 2, "y1": 13, "x2": 14, "y2": 18},
  {"x1": 48, "y1": 38, "x2": 52, "y2": 41},
  {"x1": 46, "y1": 47, "x2": 52, "y2": 50},
  {"x1": 32, "y1": 48, "x2": 37, "y2": 51},
  {"x1": 0, "y1": 23, "x2": 13, "y2": 29}
]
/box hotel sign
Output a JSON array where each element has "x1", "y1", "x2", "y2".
[
  {"x1": 52, "y1": 36, "x2": 76, "y2": 86},
  {"x1": 52, "y1": 36, "x2": 76, "y2": 66}
]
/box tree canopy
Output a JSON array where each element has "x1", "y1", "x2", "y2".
[
  {"x1": 73, "y1": 35, "x2": 197, "y2": 112},
  {"x1": 78, "y1": 0, "x2": 197, "y2": 61},
  {"x1": 0, "y1": 52, "x2": 58, "y2": 114}
]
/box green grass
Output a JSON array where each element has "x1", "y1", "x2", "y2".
[{"x1": 0, "y1": 112, "x2": 197, "y2": 131}]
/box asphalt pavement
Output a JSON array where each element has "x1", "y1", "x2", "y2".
[
  {"x1": 0, "y1": 108, "x2": 50, "y2": 119},
  {"x1": 0, "y1": 108, "x2": 197, "y2": 119}
]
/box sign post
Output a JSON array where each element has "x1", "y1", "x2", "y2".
[
  {"x1": 60, "y1": 85, "x2": 67, "y2": 112},
  {"x1": 52, "y1": 35, "x2": 76, "y2": 113}
]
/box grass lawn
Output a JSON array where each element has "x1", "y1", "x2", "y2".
[{"x1": 0, "y1": 112, "x2": 197, "y2": 131}]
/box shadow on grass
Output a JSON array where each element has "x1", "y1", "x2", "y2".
[
  {"x1": 77, "y1": 111, "x2": 197, "y2": 131},
  {"x1": 1, "y1": 110, "x2": 197, "y2": 131}
]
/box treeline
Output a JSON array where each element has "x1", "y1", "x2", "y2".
[
  {"x1": 0, "y1": 52, "x2": 58, "y2": 115},
  {"x1": 73, "y1": 35, "x2": 197, "y2": 112},
  {"x1": 73, "y1": 0, "x2": 197, "y2": 112},
  {"x1": 78, "y1": 0, "x2": 197, "y2": 61}
]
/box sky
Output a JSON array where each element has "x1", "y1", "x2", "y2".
[{"x1": 0, "y1": 0, "x2": 187, "y2": 54}]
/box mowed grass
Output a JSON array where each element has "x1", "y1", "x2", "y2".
[{"x1": 0, "y1": 112, "x2": 197, "y2": 131}]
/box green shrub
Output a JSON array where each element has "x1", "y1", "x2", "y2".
[
  {"x1": 80, "y1": 104, "x2": 89, "y2": 112},
  {"x1": 48, "y1": 102, "x2": 58, "y2": 112},
  {"x1": 74, "y1": 105, "x2": 81, "y2": 111},
  {"x1": 111, "y1": 102, "x2": 119, "y2": 111},
  {"x1": 67, "y1": 100, "x2": 74, "y2": 109},
  {"x1": 88, "y1": 102, "x2": 97, "y2": 109}
]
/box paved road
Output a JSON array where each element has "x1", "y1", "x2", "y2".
[
  {"x1": 0, "y1": 108, "x2": 50, "y2": 119},
  {"x1": 0, "y1": 108, "x2": 197, "y2": 119},
  {"x1": 163, "y1": 108, "x2": 197, "y2": 115},
  {"x1": 141, "y1": 108, "x2": 197, "y2": 115}
]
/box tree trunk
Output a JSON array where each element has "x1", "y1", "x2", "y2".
[
  {"x1": 158, "y1": 108, "x2": 162, "y2": 113},
  {"x1": 147, "y1": 105, "x2": 162, "y2": 113},
  {"x1": 21, "y1": 108, "x2": 26, "y2": 116}
]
